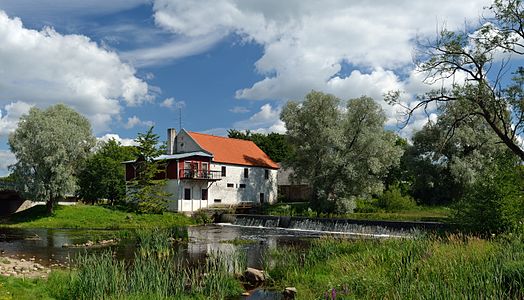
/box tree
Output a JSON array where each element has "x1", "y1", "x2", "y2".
[
  {"x1": 403, "y1": 100, "x2": 508, "y2": 204},
  {"x1": 77, "y1": 139, "x2": 135, "y2": 205},
  {"x1": 126, "y1": 127, "x2": 171, "y2": 213},
  {"x1": 281, "y1": 91, "x2": 403, "y2": 214},
  {"x1": 227, "y1": 129, "x2": 292, "y2": 162},
  {"x1": 8, "y1": 104, "x2": 95, "y2": 213},
  {"x1": 387, "y1": 0, "x2": 524, "y2": 160}
]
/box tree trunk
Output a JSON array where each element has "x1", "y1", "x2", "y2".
[{"x1": 46, "y1": 198, "x2": 54, "y2": 214}]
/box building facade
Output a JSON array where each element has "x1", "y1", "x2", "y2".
[{"x1": 125, "y1": 129, "x2": 279, "y2": 212}]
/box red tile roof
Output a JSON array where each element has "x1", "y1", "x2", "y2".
[{"x1": 188, "y1": 132, "x2": 279, "y2": 169}]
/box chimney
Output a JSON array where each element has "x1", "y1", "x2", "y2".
[{"x1": 167, "y1": 128, "x2": 177, "y2": 155}]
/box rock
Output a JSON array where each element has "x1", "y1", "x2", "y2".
[
  {"x1": 29, "y1": 257, "x2": 35, "y2": 261},
  {"x1": 20, "y1": 258, "x2": 25, "y2": 262},
  {"x1": 241, "y1": 292, "x2": 250, "y2": 296},
  {"x1": 243, "y1": 267, "x2": 266, "y2": 283},
  {"x1": 283, "y1": 287, "x2": 297, "y2": 299}
]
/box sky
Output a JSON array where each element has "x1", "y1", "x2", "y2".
[{"x1": 0, "y1": 0, "x2": 493, "y2": 176}]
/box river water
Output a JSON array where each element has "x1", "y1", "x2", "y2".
[{"x1": 0, "y1": 223, "x2": 413, "y2": 299}]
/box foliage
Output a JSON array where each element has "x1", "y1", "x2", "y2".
[
  {"x1": 453, "y1": 156, "x2": 524, "y2": 233},
  {"x1": 404, "y1": 101, "x2": 508, "y2": 205},
  {"x1": 376, "y1": 185, "x2": 417, "y2": 212},
  {"x1": 48, "y1": 229, "x2": 244, "y2": 299},
  {"x1": 281, "y1": 91, "x2": 403, "y2": 214},
  {"x1": 77, "y1": 139, "x2": 135, "y2": 205},
  {"x1": 227, "y1": 129, "x2": 292, "y2": 162},
  {"x1": 8, "y1": 104, "x2": 96, "y2": 213},
  {"x1": 192, "y1": 209, "x2": 213, "y2": 224},
  {"x1": 387, "y1": 0, "x2": 524, "y2": 161},
  {"x1": 268, "y1": 235, "x2": 524, "y2": 299},
  {"x1": 126, "y1": 126, "x2": 171, "y2": 214},
  {"x1": 0, "y1": 204, "x2": 194, "y2": 229}
]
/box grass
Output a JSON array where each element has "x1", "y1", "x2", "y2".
[
  {"x1": 0, "y1": 276, "x2": 53, "y2": 300},
  {"x1": 0, "y1": 204, "x2": 195, "y2": 229},
  {"x1": 49, "y1": 228, "x2": 244, "y2": 300},
  {"x1": 347, "y1": 206, "x2": 451, "y2": 222},
  {"x1": 263, "y1": 202, "x2": 451, "y2": 222},
  {"x1": 267, "y1": 233, "x2": 524, "y2": 299}
]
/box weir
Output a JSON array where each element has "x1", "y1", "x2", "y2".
[{"x1": 219, "y1": 214, "x2": 451, "y2": 237}]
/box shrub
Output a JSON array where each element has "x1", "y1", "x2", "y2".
[
  {"x1": 453, "y1": 158, "x2": 524, "y2": 233},
  {"x1": 334, "y1": 197, "x2": 357, "y2": 214},
  {"x1": 354, "y1": 198, "x2": 382, "y2": 213},
  {"x1": 192, "y1": 210, "x2": 213, "y2": 224},
  {"x1": 376, "y1": 185, "x2": 416, "y2": 211}
]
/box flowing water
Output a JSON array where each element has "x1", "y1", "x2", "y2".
[{"x1": 0, "y1": 218, "x2": 428, "y2": 299}]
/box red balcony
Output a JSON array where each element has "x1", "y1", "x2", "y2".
[{"x1": 179, "y1": 169, "x2": 222, "y2": 180}]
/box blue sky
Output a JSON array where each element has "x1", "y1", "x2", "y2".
[{"x1": 0, "y1": 0, "x2": 493, "y2": 175}]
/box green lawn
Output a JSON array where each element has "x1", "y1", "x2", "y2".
[
  {"x1": 263, "y1": 202, "x2": 451, "y2": 222},
  {"x1": 0, "y1": 204, "x2": 194, "y2": 229}
]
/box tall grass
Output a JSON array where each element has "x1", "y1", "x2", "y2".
[
  {"x1": 48, "y1": 228, "x2": 245, "y2": 300},
  {"x1": 268, "y1": 234, "x2": 524, "y2": 299}
]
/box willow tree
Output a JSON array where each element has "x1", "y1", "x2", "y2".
[
  {"x1": 281, "y1": 91, "x2": 403, "y2": 214},
  {"x1": 8, "y1": 104, "x2": 95, "y2": 213},
  {"x1": 387, "y1": 0, "x2": 524, "y2": 160}
]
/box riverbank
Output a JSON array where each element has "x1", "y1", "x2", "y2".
[
  {"x1": 262, "y1": 202, "x2": 451, "y2": 222},
  {"x1": 0, "y1": 204, "x2": 195, "y2": 229},
  {"x1": 268, "y1": 233, "x2": 524, "y2": 299},
  {"x1": 0, "y1": 226, "x2": 522, "y2": 299}
]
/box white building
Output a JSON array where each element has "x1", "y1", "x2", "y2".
[{"x1": 125, "y1": 129, "x2": 279, "y2": 212}]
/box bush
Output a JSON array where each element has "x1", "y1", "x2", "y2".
[
  {"x1": 192, "y1": 210, "x2": 213, "y2": 224},
  {"x1": 354, "y1": 198, "x2": 382, "y2": 213},
  {"x1": 376, "y1": 185, "x2": 416, "y2": 211},
  {"x1": 453, "y1": 158, "x2": 524, "y2": 233},
  {"x1": 334, "y1": 197, "x2": 357, "y2": 214}
]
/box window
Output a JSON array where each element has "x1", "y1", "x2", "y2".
[
  {"x1": 221, "y1": 166, "x2": 226, "y2": 177},
  {"x1": 244, "y1": 168, "x2": 248, "y2": 178},
  {"x1": 227, "y1": 183, "x2": 234, "y2": 188},
  {"x1": 264, "y1": 169, "x2": 269, "y2": 179},
  {"x1": 260, "y1": 193, "x2": 265, "y2": 204},
  {"x1": 201, "y1": 189, "x2": 208, "y2": 200},
  {"x1": 239, "y1": 184, "x2": 246, "y2": 189},
  {"x1": 184, "y1": 188, "x2": 191, "y2": 200},
  {"x1": 214, "y1": 199, "x2": 221, "y2": 203}
]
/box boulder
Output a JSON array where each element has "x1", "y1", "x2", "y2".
[
  {"x1": 243, "y1": 267, "x2": 266, "y2": 283},
  {"x1": 283, "y1": 287, "x2": 297, "y2": 299}
]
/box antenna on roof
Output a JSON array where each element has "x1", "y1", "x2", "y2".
[{"x1": 179, "y1": 107, "x2": 182, "y2": 131}]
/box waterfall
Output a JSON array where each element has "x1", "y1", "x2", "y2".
[
  {"x1": 234, "y1": 216, "x2": 280, "y2": 228},
  {"x1": 222, "y1": 214, "x2": 437, "y2": 237}
]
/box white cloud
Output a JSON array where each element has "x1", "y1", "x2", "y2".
[
  {"x1": 0, "y1": 150, "x2": 15, "y2": 176},
  {"x1": 160, "y1": 97, "x2": 185, "y2": 109},
  {"x1": 97, "y1": 133, "x2": 137, "y2": 146},
  {"x1": 0, "y1": 101, "x2": 33, "y2": 137},
  {"x1": 0, "y1": 11, "x2": 151, "y2": 133},
  {"x1": 233, "y1": 104, "x2": 285, "y2": 133},
  {"x1": 229, "y1": 106, "x2": 250, "y2": 113},
  {"x1": 152, "y1": 0, "x2": 492, "y2": 134},
  {"x1": 122, "y1": 34, "x2": 224, "y2": 67},
  {"x1": 124, "y1": 116, "x2": 154, "y2": 129}
]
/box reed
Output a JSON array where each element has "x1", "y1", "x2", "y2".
[
  {"x1": 268, "y1": 234, "x2": 524, "y2": 299},
  {"x1": 48, "y1": 228, "x2": 244, "y2": 299}
]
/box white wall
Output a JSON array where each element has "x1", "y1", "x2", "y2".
[
  {"x1": 175, "y1": 130, "x2": 203, "y2": 153},
  {"x1": 207, "y1": 163, "x2": 277, "y2": 206},
  {"x1": 164, "y1": 163, "x2": 278, "y2": 212}
]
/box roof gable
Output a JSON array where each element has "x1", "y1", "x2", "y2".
[{"x1": 187, "y1": 131, "x2": 279, "y2": 169}]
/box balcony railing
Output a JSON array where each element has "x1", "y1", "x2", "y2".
[{"x1": 179, "y1": 169, "x2": 222, "y2": 180}]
